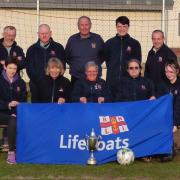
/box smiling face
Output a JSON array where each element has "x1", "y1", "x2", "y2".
[
  {"x1": 38, "y1": 25, "x2": 52, "y2": 45},
  {"x1": 127, "y1": 61, "x2": 141, "y2": 78},
  {"x1": 78, "y1": 17, "x2": 91, "y2": 38},
  {"x1": 48, "y1": 64, "x2": 61, "y2": 79},
  {"x1": 165, "y1": 65, "x2": 178, "y2": 83},
  {"x1": 3, "y1": 28, "x2": 16, "y2": 47},
  {"x1": 5, "y1": 63, "x2": 17, "y2": 80},
  {"x1": 116, "y1": 23, "x2": 129, "y2": 37},
  {"x1": 152, "y1": 31, "x2": 164, "y2": 50},
  {"x1": 85, "y1": 66, "x2": 98, "y2": 81}
]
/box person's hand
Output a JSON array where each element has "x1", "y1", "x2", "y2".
[
  {"x1": 173, "y1": 126, "x2": 178, "y2": 133},
  {"x1": 149, "y1": 96, "x2": 156, "y2": 100},
  {"x1": 58, "y1": 98, "x2": 65, "y2": 104},
  {"x1": 80, "y1": 97, "x2": 87, "y2": 103},
  {"x1": 8, "y1": 101, "x2": 19, "y2": 109},
  {"x1": 98, "y1": 97, "x2": 105, "y2": 104}
]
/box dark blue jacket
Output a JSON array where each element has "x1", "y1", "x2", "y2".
[
  {"x1": 105, "y1": 34, "x2": 142, "y2": 86},
  {"x1": 26, "y1": 38, "x2": 65, "y2": 83},
  {"x1": 144, "y1": 44, "x2": 177, "y2": 90},
  {"x1": 0, "y1": 70, "x2": 27, "y2": 115},
  {"x1": 156, "y1": 77, "x2": 180, "y2": 126},
  {"x1": 115, "y1": 76, "x2": 155, "y2": 102},
  {"x1": 72, "y1": 78, "x2": 111, "y2": 102},
  {"x1": 65, "y1": 32, "x2": 104, "y2": 79},
  {"x1": 37, "y1": 75, "x2": 71, "y2": 103},
  {"x1": 0, "y1": 38, "x2": 25, "y2": 74}
]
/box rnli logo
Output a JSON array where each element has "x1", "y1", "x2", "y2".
[
  {"x1": 16, "y1": 86, "x2": 21, "y2": 92},
  {"x1": 95, "y1": 83, "x2": 102, "y2": 90},
  {"x1": 59, "y1": 88, "x2": 64, "y2": 92},
  {"x1": 126, "y1": 46, "x2": 132, "y2": 53},
  {"x1": 91, "y1": 43, "x2": 96, "y2": 48},
  {"x1": 50, "y1": 50, "x2": 56, "y2": 56},
  {"x1": 99, "y1": 116, "x2": 129, "y2": 135},
  {"x1": 12, "y1": 51, "x2": 17, "y2": 57},
  {"x1": 141, "y1": 85, "x2": 146, "y2": 90},
  {"x1": 17, "y1": 56, "x2": 22, "y2": 61},
  {"x1": 158, "y1": 56, "x2": 163, "y2": 62}
]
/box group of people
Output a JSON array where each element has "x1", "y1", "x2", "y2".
[{"x1": 0, "y1": 15, "x2": 179, "y2": 164}]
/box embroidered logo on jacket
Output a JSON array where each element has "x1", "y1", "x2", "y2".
[{"x1": 91, "y1": 43, "x2": 96, "y2": 48}]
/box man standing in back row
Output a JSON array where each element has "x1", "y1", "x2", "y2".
[
  {"x1": 144, "y1": 30, "x2": 177, "y2": 91},
  {"x1": 26, "y1": 24, "x2": 66, "y2": 102},
  {"x1": 104, "y1": 16, "x2": 142, "y2": 98},
  {"x1": 65, "y1": 16, "x2": 104, "y2": 87}
]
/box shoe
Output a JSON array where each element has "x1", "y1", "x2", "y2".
[
  {"x1": 160, "y1": 155, "x2": 173, "y2": 162},
  {"x1": 7, "y1": 151, "x2": 16, "y2": 165},
  {"x1": 141, "y1": 157, "x2": 152, "y2": 162}
]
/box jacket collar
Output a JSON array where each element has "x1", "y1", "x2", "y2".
[{"x1": 2, "y1": 69, "x2": 19, "y2": 84}]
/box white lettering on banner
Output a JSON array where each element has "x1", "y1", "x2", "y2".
[{"x1": 59, "y1": 134, "x2": 129, "y2": 151}]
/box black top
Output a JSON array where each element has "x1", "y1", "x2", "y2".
[
  {"x1": 0, "y1": 70, "x2": 27, "y2": 115},
  {"x1": 105, "y1": 34, "x2": 142, "y2": 86},
  {"x1": 0, "y1": 38, "x2": 25, "y2": 74},
  {"x1": 65, "y1": 32, "x2": 104, "y2": 79},
  {"x1": 156, "y1": 77, "x2": 180, "y2": 126},
  {"x1": 26, "y1": 38, "x2": 66, "y2": 83},
  {"x1": 72, "y1": 78, "x2": 111, "y2": 102},
  {"x1": 115, "y1": 76, "x2": 155, "y2": 102},
  {"x1": 144, "y1": 44, "x2": 177, "y2": 90},
  {"x1": 37, "y1": 75, "x2": 71, "y2": 103}
]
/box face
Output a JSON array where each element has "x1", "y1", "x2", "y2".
[
  {"x1": 152, "y1": 32, "x2": 164, "y2": 50},
  {"x1": 127, "y1": 61, "x2": 141, "y2": 78},
  {"x1": 38, "y1": 25, "x2": 52, "y2": 44},
  {"x1": 116, "y1": 23, "x2": 129, "y2": 36},
  {"x1": 48, "y1": 65, "x2": 61, "y2": 79},
  {"x1": 165, "y1": 65, "x2": 178, "y2": 83},
  {"x1": 78, "y1": 18, "x2": 91, "y2": 37},
  {"x1": 3, "y1": 29, "x2": 16, "y2": 47},
  {"x1": 5, "y1": 63, "x2": 17, "y2": 79},
  {"x1": 86, "y1": 66, "x2": 98, "y2": 81}
]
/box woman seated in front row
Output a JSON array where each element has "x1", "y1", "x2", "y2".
[
  {"x1": 37, "y1": 57, "x2": 71, "y2": 103},
  {"x1": 115, "y1": 58, "x2": 156, "y2": 102},
  {"x1": 72, "y1": 61, "x2": 111, "y2": 103},
  {"x1": 0, "y1": 57, "x2": 27, "y2": 164}
]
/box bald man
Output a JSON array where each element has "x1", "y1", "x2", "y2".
[{"x1": 26, "y1": 24, "x2": 66, "y2": 102}]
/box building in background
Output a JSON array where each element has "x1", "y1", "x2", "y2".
[{"x1": 0, "y1": 0, "x2": 179, "y2": 80}]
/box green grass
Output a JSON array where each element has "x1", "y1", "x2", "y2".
[{"x1": 0, "y1": 153, "x2": 180, "y2": 179}]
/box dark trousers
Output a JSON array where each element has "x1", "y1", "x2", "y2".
[{"x1": 0, "y1": 113, "x2": 16, "y2": 151}]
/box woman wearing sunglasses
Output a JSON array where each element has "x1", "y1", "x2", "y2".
[{"x1": 115, "y1": 58, "x2": 155, "y2": 102}]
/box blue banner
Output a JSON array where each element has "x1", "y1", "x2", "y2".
[{"x1": 16, "y1": 95, "x2": 173, "y2": 165}]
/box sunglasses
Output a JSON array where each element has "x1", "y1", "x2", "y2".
[{"x1": 128, "y1": 66, "x2": 139, "y2": 70}]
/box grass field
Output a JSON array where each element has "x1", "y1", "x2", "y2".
[{"x1": 0, "y1": 153, "x2": 180, "y2": 180}]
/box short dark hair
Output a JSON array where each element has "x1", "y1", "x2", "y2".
[
  {"x1": 116, "y1": 16, "x2": 130, "y2": 26},
  {"x1": 165, "y1": 58, "x2": 179, "y2": 74},
  {"x1": 5, "y1": 56, "x2": 18, "y2": 67}
]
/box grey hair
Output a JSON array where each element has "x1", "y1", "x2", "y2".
[
  {"x1": 46, "y1": 57, "x2": 64, "y2": 76},
  {"x1": 38, "y1": 24, "x2": 51, "y2": 32},
  {"x1": 85, "y1": 61, "x2": 98, "y2": 72},
  {"x1": 77, "y1": 16, "x2": 92, "y2": 26}
]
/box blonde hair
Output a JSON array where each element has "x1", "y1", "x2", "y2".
[{"x1": 46, "y1": 57, "x2": 64, "y2": 76}]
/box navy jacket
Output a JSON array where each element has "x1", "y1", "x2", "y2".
[
  {"x1": 144, "y1": 44, "x2": 177, "y2": 90},
  {"x1": 37, "y1": 75, "x2": 71, "y2": 103},
  {"x1": 0, "y1": 38, "x2": 25, "y2": 74},
  {"x1": 72, "y1": 78, "x2": 111, "y2": 102},
  {"x1": 105, "y1": 34, "x2": 142, "y2": 86},
  {"x1": 26, "y1": 38, "x2": 66, "y2": 83},
  {"x1": 156, "y1": 77, "x2": 180, "y2": 126},
  {"x1": 0, "y1": 70, "x2": 27, "y2": 115},
  {"x1": 65, "y1": 32, "x2": 104, "y2": 79},
  {"x1": 115, "y1": 76, "x2": 155, "y2": 102}
]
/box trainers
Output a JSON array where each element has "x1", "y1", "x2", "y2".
[{"x1": 7, "y1": 151, "x2": 16, "y2": 164}]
